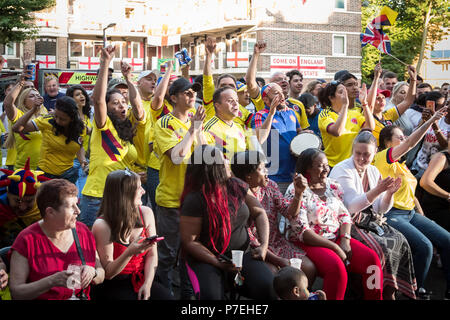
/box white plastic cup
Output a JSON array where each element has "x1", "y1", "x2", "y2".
[
  {"x1": 231, "y1": 250, "x2": 244, "y2": 268},
  {"x1": 290, "y1": 258, "x2": 302, "y2": 270}
]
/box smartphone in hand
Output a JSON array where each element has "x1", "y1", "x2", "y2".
[
  {"x1": 145, "y1": 235, "x2": 164, "y2": 243},
  {"x1": 217, "y1": 254, "x2": 233, "y2": 263},
  {"x1": 426, "y1": 100, "x2": 435, "y2": 112}
]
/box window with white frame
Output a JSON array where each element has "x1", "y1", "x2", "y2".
[
  {"x1": 335, "y1": 0, "x2": 346, "y2": 10},
  {"x1": 333, "y1": 35, "x2": 346, "y2": 56},
  {"x1": 69, "y1": 40, "x2": 142, "y2": 59},
  {"x1": 0, "y1": 43, "x2": 16, "y2": 57}
]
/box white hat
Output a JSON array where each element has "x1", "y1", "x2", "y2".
[{"x1": 137, "y1": 69, "x2": 160, "y2": 81}]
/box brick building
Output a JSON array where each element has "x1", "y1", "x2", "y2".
[{"x1": 1, "y1": 0, "x2": 362, "y2": 85}]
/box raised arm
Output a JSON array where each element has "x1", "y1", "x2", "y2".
[
  {"x1": 166, "y1": 106, "x2": 206, "y2": 164},
  {"x1": 327, "y1": 89, "x2": 349, "y2": 137},
  {"x1": 255, "y1": 95, "x2": 278, "y2": 144},
  {"x1": 3, "y1": 70, "x2": 32, "y2": 121},
  {"x1": 121, "y1": 60, "x2": 144, "y2": 121},
  {"x1": 92, "y1": 45, "x2": 116, "y2": 129},
  {"x1": 246, "y1": 41, "x2": 266, "y2": 100},
  {"x1": 11, "y1": 102, "x2": 42, "y2": 134},
  {"x1": 359, "y1": 83, "x2": 375, "y2": 131},
  {"x1": 367, "y1": 63, "x2": 381, "y2": 113},
  {"x1": 396, "y1": 66, "x2": 417, "y2": 115},
  {"x1": 151, "y1": 60, "x2": 173, "y2": 111},
  {"x1": 390, "y1": 107, "x2": 447, "y2": 161}
]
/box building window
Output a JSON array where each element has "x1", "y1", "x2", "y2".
[
  {"x1": 70, "y1": 41, "x2": 82, "y2": 57},
  {"x1": 335, "y1": 0, "x2": 346, "y2": 10},
  {"x1": 242, "y1": 38, "x2": 256, "y2": 53},
  {"x1": 125, "y1": 8, "x2": 135, "y2": 19},
  {"x1": 333, "y1": 35, "x2": 346, "y2": 56},
  {"x1": 431, "y1": 50, "x2": 450, "y2": 58},
  {"x1": 1, "y1": 43, "x2": 16, "y2": 56}
]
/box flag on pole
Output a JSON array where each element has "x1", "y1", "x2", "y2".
[
  {"x1": 360, "y1": 22, "x2": 392, "y2": 54},
  {"x1": 372, "y1": 6, "x2": 398, "y2": 28}
]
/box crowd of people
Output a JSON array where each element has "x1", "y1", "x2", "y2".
[{"x1": 0, "y1": 37, "x2": 449, "y2": 301}]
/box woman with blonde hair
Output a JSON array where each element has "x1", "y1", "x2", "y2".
[{"x1": 3, "y1": 70, "x2": 47, "y2": 170}]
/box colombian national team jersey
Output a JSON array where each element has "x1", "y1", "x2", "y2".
[
  {"x1": 372, "y1": 107, "x2": 400, "y2": 145},
  {"x1": 286, "y1": 98, "x2": 310, "y2": 130},
  {"x1": 82, "y1": 115, "x2": 92, "y2": 153},
  {"x1": 154, "y1": 112, "x2": 213, "y2": 208},
  {"x1": 82, "y1": 112, "x2": 144, "y2": 198},
  {"x1": 32, "y1": 115, "x2": 86, "y2": 176},
  {"x1": 12, "y1": 109, "x2": 43, "y2": 170},
  {"x1": 146, "y1": 99, "x2": 175, "y2": 170},
  {"x1": 204, "y1": 116, "x2": 248, "y2": 160},
  {"x1": 202, "y1": 74, "x2": 254, "y2": 130},
  {"x1": 373, "y1": 148, "x2": 417, "y2": 211},
  {"x1": 251, "y1": 106, "x2": 300, "y2": 182},
  {"x1": 318, "y1": 108, "x2": 366, "y2": 167}
]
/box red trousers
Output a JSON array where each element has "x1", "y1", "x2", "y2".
[{"x1": 300, "y1": 238, "x2": 383, "y2": 300}]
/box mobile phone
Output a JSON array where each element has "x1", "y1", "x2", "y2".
[
  {"x1": 145, "y1": 235, "x2": 164, "y2": 243},
  {"x1": 218, "y1": 254, "x2": 233, "y2": 263},
  {"x1": 426, "y1": 100, "x2": 435, "y2": 112}
]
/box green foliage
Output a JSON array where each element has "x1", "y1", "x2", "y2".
[
  {"x1": 361, "y1": 0, "x2": 450, "y2": 84},
  {"x1": 0, "y1": 0, "x2": 56, "y2": 45}
]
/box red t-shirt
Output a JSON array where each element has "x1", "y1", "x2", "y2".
[{"x1": 11, "y1": 221, "x2": 97, "y2": 300}]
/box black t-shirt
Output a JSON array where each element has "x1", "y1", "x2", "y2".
[{"x1": 181, "y1": 177, "x2": 250, "y2": 256}]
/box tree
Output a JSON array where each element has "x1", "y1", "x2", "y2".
[
  {"x1": 361, "y1": 0, "x2": 450, "y2": 84},
  {"x1": 0, "y1": 0, "x2": 56, "y2": 45}
]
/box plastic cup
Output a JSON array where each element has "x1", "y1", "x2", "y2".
[
  {"x1": 290, "y1": 258, "x2": 302, "y2": 270},
  {"x1": 231, "y1": 250, "x2": 244, "y2": 268}
]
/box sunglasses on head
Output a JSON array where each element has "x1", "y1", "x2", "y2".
[{"x1": 330, "y1": 80, "x2": 341, "y2": 86}]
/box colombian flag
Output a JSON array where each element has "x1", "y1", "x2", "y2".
[{"x1": 372, "y1": 6, "x2": 398, "y2": 28}]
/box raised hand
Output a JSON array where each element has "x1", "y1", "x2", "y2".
[
  {"x1": 253, "y1": 41, "x2": 267, "y2": 55},
  {"x1": 359, "y1": 83, "x2": 368, "y2": 105},
  {"x1": 374, "y1": 62, "x2": 382, "y2": 79},
  {"x1": 430, "y1": 106, "x2": 447, "y2": 122},
  {"x1": 205, "y1": 36, "x2": 216, "y2": 56},
  {"x1": 190, "y1": 105, "x2": 206, "y2": 132},
  {"x1": 101, "y1": 45, "x2": 116, "y2": 62},
  {"x1": 120, "y1": 60, "x2": 132, "y2": 80},
  {"x1": 407, "y1": 65, "x2": 417, "y2": 82},
  {"x1": 293, "y1": 173, "x2": 308, "y2": 195}
]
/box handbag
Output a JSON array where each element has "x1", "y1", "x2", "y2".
[{"x1": 71, "y1": 228, "x2": 89, "y2": 300}]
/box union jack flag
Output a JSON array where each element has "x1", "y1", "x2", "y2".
[{"x1": 360, "y1": 22, "x2": 391, "y2": 54}]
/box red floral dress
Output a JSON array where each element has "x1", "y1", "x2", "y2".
[
  {"x1": 285, "y1": 179, "x2": 352, "y2": 243},
  {"x1": 248, "y1": 180, "x2": 306, "y2": 258}
]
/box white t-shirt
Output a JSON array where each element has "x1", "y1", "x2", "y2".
[
  {"x1": 404, "y1": 108, "x2": 423, "y2": 129},
  {"x1": 414, "y1": 117, "x2": 450, "y2": 171}
]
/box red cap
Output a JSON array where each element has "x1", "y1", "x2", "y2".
[{"x1": 376, "y1": 88, "x2": 391, "y2": 98}]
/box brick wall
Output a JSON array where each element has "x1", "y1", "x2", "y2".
[
  {"x1": 255, "y1": 0, "x2": 361, "y2": 78},
  {"x1": 57, "y1": 37, "x2": 68, "y2": 69}
]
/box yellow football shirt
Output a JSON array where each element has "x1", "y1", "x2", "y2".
[
  {"x1": 33, "y1": 115, "x2": 86, "y2": 176},
  {"x1": 373, "y1": 148, "x2": 417, "y2": 211},
  {"x1": 202, "y1": 74, "x2": 254, "y2": 131},
  {"x1": 204, "y1": 116, "x2": 248, "y2": 160},
  {"x1": 12, "y1": 109, "x2": 43, "y2": 170},
  {"x1": 286, "y1": 98, "x2": 310, "y2": 130},
  {"x1": 372, "y1": 107, "x2": 399, "y2": 145},
  {"x1": 82, "y1": 112, "x2": 143, "y2": 198},
  {"x1": 318, "y1": 108, "x2": 366, "y2": 167},
  {"x1": 154, "y1": 112, "x2": 213, "y2": 208}
]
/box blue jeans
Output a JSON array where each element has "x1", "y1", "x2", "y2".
[
  {"x1": 385, "y1": 207, "x2": 450, "y2": 289},
  {"x1": 78, "y1": 195, "x2": 102, "y2": 227},
  {"x1": 146, "y1": 167, "x2": 159, "y2": 212},
  {"x1": 73, "y1": 158, "x2": 88, "y2": 199},
  {"x1": 39, "y1": 164, "x2": 79, "y2": 185}
]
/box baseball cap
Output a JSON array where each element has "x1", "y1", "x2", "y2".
[
  {"x1": 334, "y1": 70, "x2": 350, "y2": 80},
  {"x1": 376, "y1": 88, "x2": 391, "y2": 98},
  {"x1": 137, "y1": 69, "x2": 160, "y2": 82},
  {"x1": 298, "y1": 93, "x2": 316, "y2": 108},
  {"x1": 169, "y1": 77, "x2": 201, "y2": 96},
  {"x1": 107, "y1": 78, "x2": 128, "y2": 91},
  {"x1": 236, "y1": 81, "x2": 247, "y2": 92}
]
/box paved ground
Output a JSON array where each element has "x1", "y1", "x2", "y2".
[{"x1": 173, "y1": 253, "x2": 447, "y2": 300}]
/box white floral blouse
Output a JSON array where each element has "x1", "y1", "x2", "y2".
[{"x1": 285, "y1": 178, "x2": 353, "y2": 243}]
